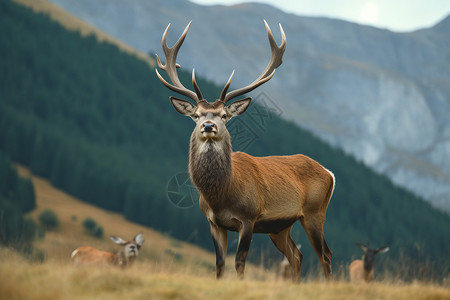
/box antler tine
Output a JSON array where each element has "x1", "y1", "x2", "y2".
[
  {"x1": 219, "y1": 70, "x2": 234, "y2": 101},
  {"x1": 221, "y1": 20, "x2": 287, "y2": 103},
  {"x1": 257, "y1": 20, "x2": 286, "y2": 81},
  {"x1": 155, "y1": 21, "x2": 202, "y2": 103},
  {"x1": 191, "y1": 68, "x2": 203, "y2": 101}
]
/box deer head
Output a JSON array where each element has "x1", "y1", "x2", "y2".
[
  {"x1": 357, "y1": 242, "x2": 389, "y2": 272},
  {"x1": 155, "y1": 20, "x2": 286, "y2": 144},
  {"x1": 110, "y1": 232, "x2": 145, "y2": 264}
]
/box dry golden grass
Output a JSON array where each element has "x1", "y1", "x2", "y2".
[
  {"x1": 13, "y1": 0, "x2": 156, "y2": 68},
  {"x1": 1, "y1": 246, "x2": 449, "y2": 300},
  {"x1": 7, "y1": 167, "x2": 449, "y2": 299}
]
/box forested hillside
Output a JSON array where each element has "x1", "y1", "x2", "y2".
[
  {"x1": 0, "y1": 151, "x2": 37, "y2": 251},
  {"x1": 1, "y1": 0, "x2": 449, "y2": 278}
]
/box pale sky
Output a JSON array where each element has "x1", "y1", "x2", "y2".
[{"x1": 189, "y1": 0, "x2": 450, "y2": 32}]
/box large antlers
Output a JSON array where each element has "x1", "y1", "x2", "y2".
[
  {"x1": 220, "y1": 20, "x2": 286, "y2": 104},
  {"x1": 155, "y1": 20, "x2": 286, "y2": 104},
  {"x1": 155, "y1": 21, "x2": 203, "y2": 103}
]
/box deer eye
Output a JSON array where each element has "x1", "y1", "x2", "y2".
[
  {"x1": 221, "y1": 114, "x2": 227, "y2": 120},
  {"x1": 194, "y1": 113, "x2": 199, "y2": 120}
]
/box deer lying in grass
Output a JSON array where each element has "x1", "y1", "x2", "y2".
[
  {"x1": 71, "y1": 233, "x2": 144, "y2": 267},
  {"x1": 155, "y1": 21, "x2": 335, "y2": 281},
  {"x1": 349, "y1": 242, "x2": 389, "y2": 282}
]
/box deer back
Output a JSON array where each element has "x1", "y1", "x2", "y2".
[
  {"x1": 229, "y1": 153, "x2": 335, "y2": 218},
  {"x1": 70, "y1": 246, "x2": 115, "y2": 266}
]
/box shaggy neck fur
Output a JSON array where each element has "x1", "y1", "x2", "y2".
[
  {"x1": 189, "y1": 132, "x2": 232, "y2": 203},
  {"x1": 114, "y1": 250, "x2": 136, "y2": 267}
]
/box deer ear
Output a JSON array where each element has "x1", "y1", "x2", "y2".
[
  {"x1": 357, "y1": 243, "x2": 369, "y2": 252},
  {"x1": 170, "y1": 96, "x2": 196, "y2": 116},
  {"x1": 375, "y1": 247, "x2": 389, "y2": 254},
  {"x1": 110, "y1": 236, "x2": 127, "y2": 245},
  {"x1": 227, "y1": 97, "x2": 252, "y2": 116},
  {"x1": 134, "y1": 233, "x2": 145, "y2": 247}
]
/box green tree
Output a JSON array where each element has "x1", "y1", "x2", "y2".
[{"x1": 0, "y1": 152, "x2": 37, "y2": 250}]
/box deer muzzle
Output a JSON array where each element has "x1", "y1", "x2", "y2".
[{"x1": 202, "y1": 122, "x2": 217, "y2": 132}]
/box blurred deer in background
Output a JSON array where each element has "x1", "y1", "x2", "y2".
[
  {"x1": 71, "y1": 233, "x2": 144, "y2": 267},
  {"x1": 349, "y1": 242, "x2": 389, "y2": 282},
  {"x1": 155, "y1": 20, "x2": 335, "y2": 281}
]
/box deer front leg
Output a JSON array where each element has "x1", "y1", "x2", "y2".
[
  {"x1": 210, "y1": 222, "x2": 228, "y2": 279},
  {"x1": 235, "y1": 221, "x2": 253, "y2": 279}
]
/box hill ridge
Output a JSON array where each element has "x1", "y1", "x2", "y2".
[{"x1": 14, "y1": 0, "x2": 155, "y2": 68}]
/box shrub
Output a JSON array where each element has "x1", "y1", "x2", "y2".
[
  {"x1": 82, "y1": 217, "x2": 103, "y2": 238},
  {"x1": 38, "y1": 209, "x2": 59, "y2": 230},
  {"x1": 92, "y1": 226, "x2": 103, "y2": 238},
  {"x1": 165, "y1": 249, "x2": 183, "y2": 262},
  {"x1": 82, "y1": 217, "x2": 97, "y2": 232}
]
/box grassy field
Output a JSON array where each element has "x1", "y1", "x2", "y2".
[
  {"x1": 1, "y1": 247, "x2": 449, "y2": 300},
  {"x1": 0, "y1": 166, "x2": 447, "y2": 299}
]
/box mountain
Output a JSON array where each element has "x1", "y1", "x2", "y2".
[{"x1": 44, "y1": 0, "x2": 450, "y2": 213}]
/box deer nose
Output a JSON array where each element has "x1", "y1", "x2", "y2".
[{"x1": 203, "y1": 122, "x2": 215, "y2": 132}]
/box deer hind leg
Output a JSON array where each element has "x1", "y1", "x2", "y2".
[
  {"x1": 269, "y1": 226, "x2": 303, "y2": 282},
  {"x1": 210, "y1": 222, "x2": 228, "y2": 279},
  {"x1": 300, "y1": 216, "x2": 333, "y2": 279}
]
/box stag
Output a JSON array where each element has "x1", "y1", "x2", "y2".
[
  {"x1": 349, "y1": 242, "x2": 389, "y2": 282},
  {"x1": 155, "y1": 21, "x2": 335, "y2": 281},
  {"x1": 71, "y1": 233, "x2": 144, "y2": 267}
]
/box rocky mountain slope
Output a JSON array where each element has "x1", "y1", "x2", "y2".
[{"x1": 46, "y1": 0, "x2": 450, "y2": 212}]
